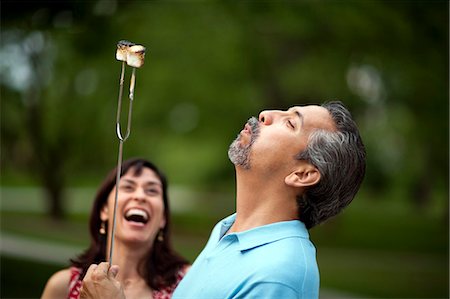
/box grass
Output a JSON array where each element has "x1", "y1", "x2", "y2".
[
  {"x1": 1, "y1": 255, "x2": 62, "y2": 299},
  {"x1": 310, "y1": 200, "x2": 448, "y2": 254},
  {"x1": 1, "y1": 187, "x2": 449, "y2": 298},
  {"x1": 308, "y1": 197, "x2": 449, "y2": 298},
  {"x1": 1, "y1": 211, "x2": 90, "y2": 247},
  {"x1": 318, "y1": 248, "x2": 448, "y2": 298}
]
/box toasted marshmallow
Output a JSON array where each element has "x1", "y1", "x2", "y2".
[
  {"x1": 126, "y1": 45, "x2": 146, "y2": 68},
  {"x1": 116, "y1": 40, "x2": 135, "y2": 62}
]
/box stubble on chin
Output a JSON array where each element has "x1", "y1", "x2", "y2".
[
  {"x1": 228, "y1": 117, "x2": 259, "y2": 169},
  {"x1": 228, "y1": 137, "x2": 251, "y2": 169}
]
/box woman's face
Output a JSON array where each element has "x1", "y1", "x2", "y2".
[{"x1": 101, "y1": 167, "x2": 166, "y2": 248}]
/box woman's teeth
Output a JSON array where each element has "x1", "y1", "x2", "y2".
[{"x1": 124, "y1": 208, "x2": 149, "y2": 223}]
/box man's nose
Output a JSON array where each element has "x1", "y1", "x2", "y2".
[{"x1": 259, "y1": 110, "x2": 283, "y2": 125}]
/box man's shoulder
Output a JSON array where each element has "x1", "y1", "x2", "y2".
[
  {"x1": 242, "y1": 226, "x2": 315, "y2": 254},
  {"x1": 246, "y1": 236, "x2": 318, "y2": 278},
  {"x1": 260, "y1": 236, "x2": 316, "y2": 262}
]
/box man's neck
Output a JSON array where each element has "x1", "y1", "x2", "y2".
[{"x1": 230, "y1": 168, "x2": 299, "y2": 233}]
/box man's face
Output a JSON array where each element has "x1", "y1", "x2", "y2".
[{"x1": 228, "y1": 105, "x2": 335, "y2": 171}]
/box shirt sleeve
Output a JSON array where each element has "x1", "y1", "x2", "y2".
[{"x1": 234, "y1": 281, "x2": 300, "y2": 299}]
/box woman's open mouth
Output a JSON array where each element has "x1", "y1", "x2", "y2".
[{"x1": 124, "y1": 208, "x2": 149, "y2": 225}]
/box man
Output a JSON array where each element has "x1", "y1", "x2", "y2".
[{"x1": 81, "y1": 101, "x2": 366, "y2": 299}]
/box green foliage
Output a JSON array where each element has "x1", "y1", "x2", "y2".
[{"x1": 2, "y1": 1, "x2": 448, "y2": 199}]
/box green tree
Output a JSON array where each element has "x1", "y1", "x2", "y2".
[{"x1": 1, "y1": 1, "x2": 448, "y2": 219}]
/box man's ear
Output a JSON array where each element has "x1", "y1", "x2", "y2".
[
  {"x1": 285, "y1": 162, "x2": 321, "y2": 188},
  {"x1": 100, "y1": 204, "x2": 109, "y2": 222}
]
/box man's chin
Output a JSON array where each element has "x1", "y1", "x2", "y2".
[
  {"x1": 228, "y1": 151, "x2": 251, "y2": 170},
  {"x1": 228, "y1": 137, "x2": 253, "y2": 168}
]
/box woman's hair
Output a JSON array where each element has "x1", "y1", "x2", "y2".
[
  {"x1": 296, "y1": 101, "x2": 366, "y2": 229},
  {"x1": 71, "y1": 158, "x2": 189, "y2": 290}
]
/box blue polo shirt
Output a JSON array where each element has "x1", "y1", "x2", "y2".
[{"x1": 172, "y1": 214, "x2": 319, "y2": 299}]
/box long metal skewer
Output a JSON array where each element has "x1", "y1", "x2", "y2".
[
  {"x1": 108, "y1": 65, "x2": 136, "y2": 267},
  {"x1": 108, "y1": 41, "x2": 145, "y2": 267}
]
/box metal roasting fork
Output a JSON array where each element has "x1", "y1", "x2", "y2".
[{"x1": 109, "y1": 41, "x2": 144, "y2": 267}]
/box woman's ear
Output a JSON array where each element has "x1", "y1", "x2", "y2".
[
  {"x1": 285, "y1": 162, "x2": 321, "y2": 188},
  {"x1": 160, "y1": 215, "x2": 166, "y2": 230},
  {"x1": 100, "y1": 204, "x2": 109, "y2": 222}
]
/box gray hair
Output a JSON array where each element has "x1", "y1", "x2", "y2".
[{"x1": 296, "y1": 101, "x2": 366, "y2": 229}]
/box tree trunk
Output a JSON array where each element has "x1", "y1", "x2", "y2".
[
  {"x1": 42, "y1": 150, "x2": 66, "y2": 219},
  {"x1": 25, "y1": 79, "x2": 66, "y2": 220},
  {"x1": 45, "y1": 176, "x2": 65, "y2": 219}
]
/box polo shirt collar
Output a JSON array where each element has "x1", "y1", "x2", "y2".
[{"x1": 218, "y1": 213, "x2": 310, "y2": 251}]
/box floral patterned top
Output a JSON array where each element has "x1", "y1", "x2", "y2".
[{"x1": 68, "y1": 266, "x2": 187, "y2": 299}]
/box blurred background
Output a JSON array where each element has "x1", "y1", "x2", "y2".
[{"x1": 1, "y1": 1, "x2": 448, "y2": 298}]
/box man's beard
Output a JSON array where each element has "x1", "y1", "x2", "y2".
[{"x1": 228, "y1": 117, "x2": 260, "y2": 169}]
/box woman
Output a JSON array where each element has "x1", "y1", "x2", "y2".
[{"x1": 42, "y1": 158, "x2": 190, "y2": 299}]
